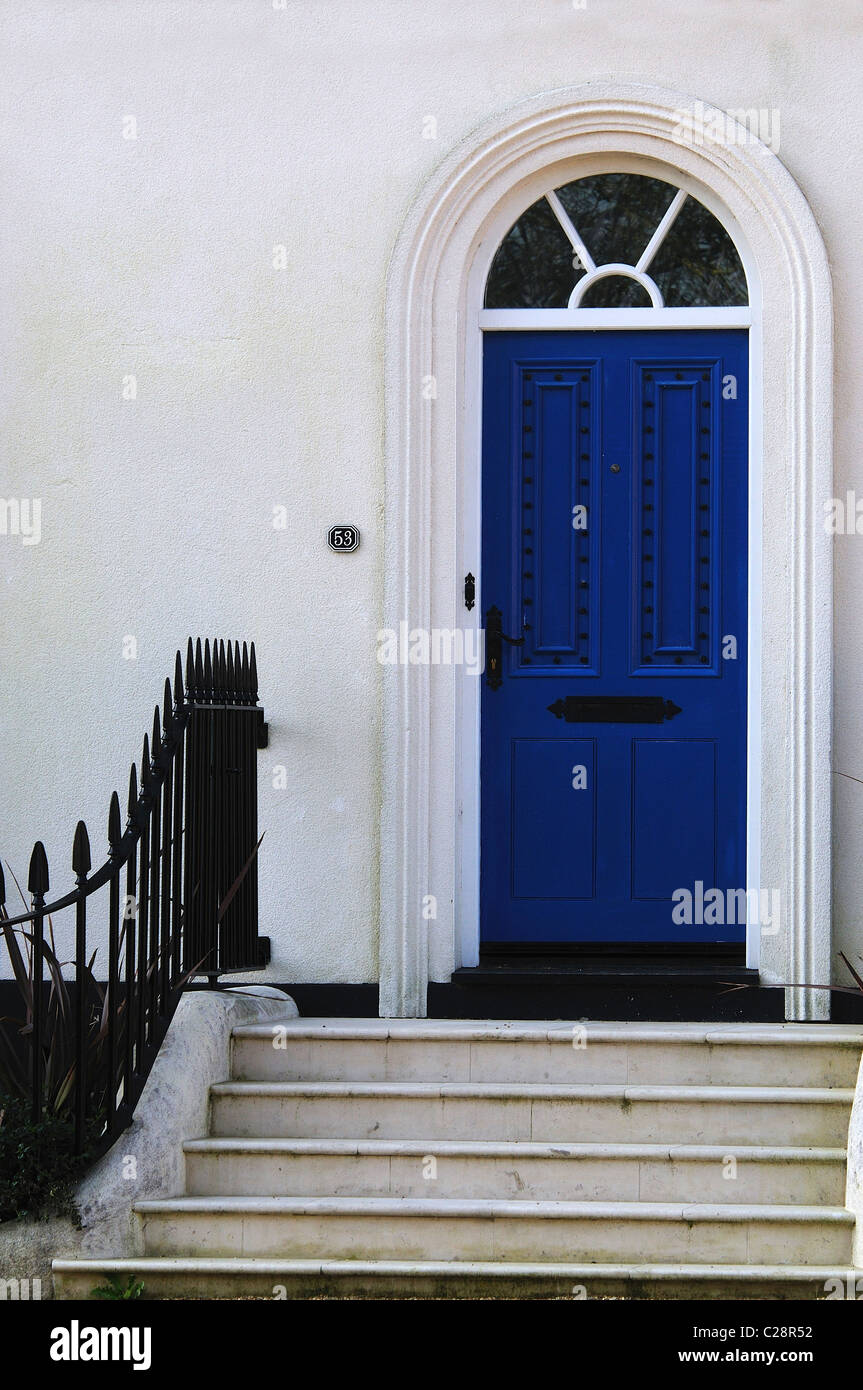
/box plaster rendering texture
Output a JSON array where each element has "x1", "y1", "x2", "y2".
[{"x1": 0, "y1": 1, "x2": 857, "y2": 994}]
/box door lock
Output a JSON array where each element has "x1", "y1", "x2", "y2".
[{"x1": 486, "y1": 605, "x2": 525, "y2": 690}]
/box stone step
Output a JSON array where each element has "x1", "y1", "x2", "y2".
[
  {"x1": 231, "y1": 1020, "x2": 863, "y2": 1089},
  {"x1": 183, "y1": 1137, "x2": 847, "y2": 1205},
  {"x1": 133, "y1": 1196, "x2": 855, "y2": 1265},
  {"x1": 209, "y1": 1081, "x2": 855, "y2": 1146},
  {"x1": 52, "y1": 1256, "x2": 863, "y2": 1301}
]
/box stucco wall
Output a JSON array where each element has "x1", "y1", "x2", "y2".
[{"x1": 0, "y1": 0, "x2": 860, "y2": 985}]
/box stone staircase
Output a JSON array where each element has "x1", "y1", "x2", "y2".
[{"x1": 53, "y1": 1020, "x2": 863, "y2": 1299}]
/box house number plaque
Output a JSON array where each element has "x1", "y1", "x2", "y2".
[{"x1": 327, "y1": 525, "x2": 361, "y2": 553}]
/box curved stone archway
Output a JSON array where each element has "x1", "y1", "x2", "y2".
[{"x1": 380, "y1": 84, "x2": 833, "y2": 1019}]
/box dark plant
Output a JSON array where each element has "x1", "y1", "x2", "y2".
[
  {"x1": 0, "y1": 1094, "x2": 97, "y2": 1221},
  {"x1": 724, "y1": 951, "x2": 863, "y2": 1013},
  {"x1": 0, "y1": 862, "x2": 129, "y2": 1119},
  {"x1": 91, "y1": 1273, "x2": 145, "y2": 1300},
  {"x1": 0, "y1": 834, "x2": 262, "y2": 1220}
]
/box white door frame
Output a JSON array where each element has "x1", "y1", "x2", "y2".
[
  {"x1": 466, "y1": 302, "x2": 757, "y2": 975},
  {"x1": 380, "y1": 84, "x2": 833, "y2": 1020}
]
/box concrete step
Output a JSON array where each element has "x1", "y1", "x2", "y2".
[
  {"x1": 183, "y1": 1137, "x2": 847, "y2": 1205},
  {"x1": 133, "y1": 1195, "x2": 855, "y2": 1264},
  {"x1": 231, "y1": 1020, "x2": 863, "y2": 1088},
  {"x1": 52, "y1": 1256, "x2": 863, "y2": 1301},
  {"x1": 209, "y1": 1081, "x2": 855, "y2": 1146}
]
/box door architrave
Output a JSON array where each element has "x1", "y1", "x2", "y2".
[{"x1": 380, "y1": 85, "x2": 833, "y2": 1020}]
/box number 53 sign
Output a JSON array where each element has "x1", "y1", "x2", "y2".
[{"x1": 327, "y1": 525, "x2": 361, "y2": 553}]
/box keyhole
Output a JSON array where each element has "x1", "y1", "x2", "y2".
[{"x1": 610, "y1": 463, "x2": 621, "y2": 474}]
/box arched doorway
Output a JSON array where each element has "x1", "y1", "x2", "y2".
[{"x1": 380, "y1": 86, "x2": 832, "y2": 1020}]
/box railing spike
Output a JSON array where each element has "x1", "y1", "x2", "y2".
[
  {"x1": 226, "y1": 641, "x2": 235, "y2": 699},
  {"x1": 152, "y1": 704, "x2": 161, "y2": 753},
  {"x1": 72, "y1": 820, "x2": 91, "y2": 878},
  {"x1": 250, "y1": 642, "x2": 258, "y2": 701},
  {"x1": 163, "y1": 678, "x2": 173, "y2": 736},
  {"x1": 212, "y1": 638, "x2": 222, "y2": 698},
  {"x1": 0, "y1": 858, "x2": 6, "y2": 907},
  {"x1": 194, "y1": 638, "x2": 204, "y2": 699},
  {"x1": 175, "y1": 650, "x2": 185, "y2": 706},
  {"x1": 218, "y1": 640, "x2": 227, "y2": 699},
  {"x1": 241, "y1": 641, "x2": 250, "y2": 701},
  {"x1": 108, "y1": 791, "x2": 122, "y2": 849},
  {"x1": 127, "y1": 762, "x2": 138, "y2": 816},
  {"x1": 140, "y1": 733, "x2": 151, "y2": 789},
  {"x1": 186, "y1": 638, "x2": 195, "y2": 698},
  {"x1": 28, "y1": 840, "x2": 49, "y2": 895},
  {"x1": 203, "y1": 639, "x2": 213, "y2": 698}
]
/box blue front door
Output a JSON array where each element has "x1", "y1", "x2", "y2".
[{"x1": 480, "y1": 330, "x2": 748, "y2": 944}]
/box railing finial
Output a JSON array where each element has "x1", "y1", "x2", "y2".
[
  {"x1": 194, "y1": 638, "x2": 204, "y2": 699},
  {"x1": 226, "y1": 640, "x2": 235, "y2": 701},
  {"x1": 28, "y1": 840, "x2": 49, "y2": 895},
  {"x1": 0, "y1": 859, "x2": 6, "y2": 908},
  {"x1": 72, "y1": 820, "x2": 91, "y2": 879},
  {"x1": 163, "y1": 678, "x2": 173, "y2": 737},
  {"x1": 127, "y1": 762, "x2": 138, "y2": 820},
  {"x1": 140, "y1": 732, "x2": 151, "y2": 791},
  {"x1": 108, "y1": 791, "x2": 122, "y2": 851},
  {"x1": 186, "y1": 638, "x2": 195, "y2": 700},
  {"x1": 175, "y1": 649, "x2": 185, "y2": 708}
]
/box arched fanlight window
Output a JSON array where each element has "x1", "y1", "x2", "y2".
[{"x1": 484, "y1": 173, "x2": 748, "y2": 309}]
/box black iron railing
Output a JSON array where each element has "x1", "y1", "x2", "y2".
[{"x1": 0, "y1": 638, "x2": 267, "y2": 1156}]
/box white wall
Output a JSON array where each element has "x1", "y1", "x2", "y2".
[{"x1": 0, "y1": 0, "x2": 860, "y2": 986}]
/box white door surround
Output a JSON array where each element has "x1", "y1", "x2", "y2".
[{"x1": 379, "y1": 84, "x2": 833, "y2": 1020}]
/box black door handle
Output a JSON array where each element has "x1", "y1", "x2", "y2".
[{"x1": 486, "y1": 605, "x2": 525, "y2": 690}]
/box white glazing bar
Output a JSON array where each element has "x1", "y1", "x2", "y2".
[
  {"x1": 479, "y1": 307, "x2": 752, "y2": 330},
  {"x1": 569, "y1": 263, "x2": 663, "y2": 309},
  {"x1": 635, "y1": 188, "x2": 688, "y2": 273},
  {"x1": 545, "y1": 190, "x2": 596, "y2": 273}
]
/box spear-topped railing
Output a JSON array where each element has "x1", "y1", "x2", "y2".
[{"x1": 0, "y1": 638, "x2": 268, "y2": 1156}]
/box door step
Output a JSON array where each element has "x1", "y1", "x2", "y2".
[
  {"x1": 51, "y1": 1256, "x2": 861, "y2": 1301},
  {"x1": 183, "y1": 1137, "x2": 847, "y2": 1204},
  {"x1": 134, "y1": 1196, "x2": 854, "y2": 1264},
  {"x1": 51, "y1": 1019, "x2": 863, "y2": 1301},
  {"x1": 232, "y1": 1019, "x2": 863, "y2": 1086},
  {"x1": 453, "y1": 961, "x2": 757, "y2": 985},
  {"x1": 432, "y1": 975, "x2": 779, "y2": 1021},
  {"x1": 209, "y1": 1080, "x2": 856, "y2": 1146},
  {"x1": 446, "y1": 947, "x2": 764, "y2": 1021}
]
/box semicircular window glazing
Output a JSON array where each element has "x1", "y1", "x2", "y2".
[{"x1": 484, "y1": 173, "x2": 748, "y2": 309}]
